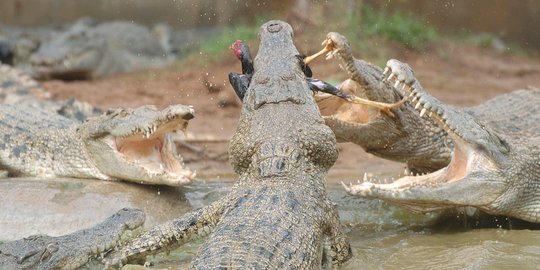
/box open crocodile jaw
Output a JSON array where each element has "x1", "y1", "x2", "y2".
[
  {"x1": 94, "y1": 115, "x2": 195, "y2": 186},
  {"x1": 345, "y1": 66, "x2": 506, "y2": 212},
  {"x1": 111, "y1": 120, "x2": 195, "y2": 185}
]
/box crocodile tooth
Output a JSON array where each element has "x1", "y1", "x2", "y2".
[
  {"x1": 415, "y1": 102, "x2": 421, "y2": 110},
  {"x1": 326, "y1": 50, "x2": 337, "y2": 60},
  {"x1": 394, "y1": 80, "x2": 401, "y2": 88},
  {"x1": 387, "y1": 73, "x2": 395, "y2": 81},
  {"x1": 401, "y1": 84, "x2": 407, "y2": 91},
  {"x1": 159, "y1": 164, "x2": 164, "y2": 171},
  {"x1": 363, "y1": 172, "x2": 368, "y2": 181},
  {"x1": 340, "y1": 181, "x2": 350, "y2": 192},
  {"x1": 429, "y1": 111, "x2": 433, "y2": 117},
  {"x1": 405, "y1": 84, "x2": 414, "y2": 93},
  {"x1": 419, "y1": 108, "x2": 427, "y2": 117},
  {"x1": 412, "y1": 96, "x2": 419, "y2": 103},
  {"x1": 404, "y1": 168, "x2": 410, "y2": 176},
  {"x1": 437, "y1": 108, "x2": 444, "y2": 115},
  {"x1": 383, "y1": 67, "x2": 390, "y2": 75}
]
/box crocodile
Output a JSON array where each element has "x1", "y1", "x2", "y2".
[
  {"x1": 105, "y1": 20, "x2": 352, "y2": 269},
  {"x1": 0, "y1": 63, "x2": 50, "y2": 104},
  {"x1": 0, "y1": 63, "x2": 100, "y2": 122},
  {"x1": 343, "y1": 58, "x2": 540, "y2": 223},
  {"x1": 0, "y1": 208, "x2": 145, "y2": 270},
  {"x1": 29, "y1": 21, "x2": 171, "y2": 80},
  {"x1": 0, "y1": 100, "x2": 195, "y2": 186},
  {"x1": 314, "y1": 32, "x2": 453, "y2": 173}
]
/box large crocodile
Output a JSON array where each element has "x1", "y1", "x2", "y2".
[
  {"x1": 105, "y1": 20, "x2": 352, "y2": 269},
  {"x1": 0, "y1": 208, "x2": 145, "y2": 270},
  {"x1": 29, "y1": 21, "x2": 171, "y2": 80},
  {"x1": 343, "y1": 58, "x2": 540, "y2": 223},
  {"x1": 315, "y1": 32, "x2": 453, "y2": 173}
]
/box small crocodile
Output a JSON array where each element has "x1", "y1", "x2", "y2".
[
  {"x1": 344, "y1": 58, "x2": 540, "y2": 223},
  {"x1": 105, "y1": 20, "x2": 352, "y2": 269},
  {"x1": 29, "y1": 21, "x2": 170, "y2": 80},
  {"x1": 315, "y1": 32, "x2": 453, "y2": 173},
  {"x1": 0, "y1": 208, "x2": 145, "y2": 270}
]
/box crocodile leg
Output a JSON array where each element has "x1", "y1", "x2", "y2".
[
  {"x1": 326, "y1": 203, "x2": 352, "y2": 265},
  {"x1": 104, "y1": 196, "x2": 235, "y2": 268}
]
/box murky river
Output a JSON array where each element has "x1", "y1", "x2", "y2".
[{"x1": 112, "y1": 180, "x2": 540, "y2": 270}]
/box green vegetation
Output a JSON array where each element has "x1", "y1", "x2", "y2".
[
  {"x1": 360, "y1": 6, "x2": 438, "y2": 50},
  {"x1": 195, "y1": 23, "x2": 259, "y2": 65},
  {"x1": 191, "y1": 5, "x2": 439, "y2": 65}
]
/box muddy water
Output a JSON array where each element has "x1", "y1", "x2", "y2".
[
  {"x1": 132, "y1": 180, "x2": 540, "y2": 269},
  {"x1": 1, "y1": 177, "x2": 538, "y2": 268},
  {"x1": 2, "y1": 177, "x2": 539, "y2": 268}
]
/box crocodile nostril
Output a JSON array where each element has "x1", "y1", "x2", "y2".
[{"x1": 267, "y1": 23, "x2": 282, "y2": 33}]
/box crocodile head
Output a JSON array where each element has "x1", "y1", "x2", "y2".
[
  {"x1": 79, "y1": 104, "x2": 196, "y2": 186},
  {"x1": 315, "y1": 32, "x2": 452, "y2": 173},
  {"x1": 29, "y1": 28, "x2": 106, "y2": 80},
  {"x1": 345, "y1": 59, "x2": 540, "y2": 222}
]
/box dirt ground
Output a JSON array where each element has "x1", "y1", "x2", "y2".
[{"x1": 42, "y1": 39, "x2": 540, "y2": 182}]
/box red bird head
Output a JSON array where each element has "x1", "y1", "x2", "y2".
[{"x1": 230, "y1": 40, "x2": 244, "y2": 60}]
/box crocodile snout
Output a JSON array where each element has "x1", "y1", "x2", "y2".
[{"x1": 267, "y1": 22, "x2": 283, "y2": 33}]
